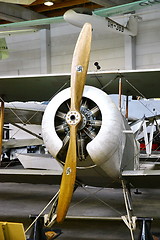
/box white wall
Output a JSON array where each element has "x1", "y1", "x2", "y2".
[
  {"x1": 0, "y1": 31, "x2": 40, "y2": 76},
  {"x1": 50, "y1": 22, "x2": 125, "y2": 72},
  {"x1": 136, "y1": 9, "x2": 160, "y2": 69},
  {"x1": 50, "y1": 23, "x2": 78, "y2": 73}
]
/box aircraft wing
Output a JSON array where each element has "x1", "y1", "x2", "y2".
[
  {"x1": 0, "y1": 16, "x2": 64, "y2": 30},
  {"x1": 0, "y1": 169, "x2": 62, "y2": 184},
  {"x1": 0, "y1": 154, "x2": 62, "y2": 184},
  {"x1": 2, "y1": 168, "x2": 160, "y2": 187},
  {"x1": 122, "y1": 170, "x2": 160, "y2": 188},
  {"x1": 0, "y1": 69, "x2": 160, "y2": 102},
  {"x1": 4, "y1": 102, "x2": 46, "y2": 124},
  {"x1": 94, "y1": 0, "x2": 160, "y2": 17},
  {"x1": 3, "y1": 138, "x2": 43, "y2": 148}
]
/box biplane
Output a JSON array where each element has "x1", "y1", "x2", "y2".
[{"x1": 0, "y1": 1, "x2": 160, "y2": 239}]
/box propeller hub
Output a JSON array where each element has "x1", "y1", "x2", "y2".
[{"x1": 66, "y1": 110, "x2": 81, "y2": 126}]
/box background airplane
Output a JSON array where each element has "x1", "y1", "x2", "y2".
[
  {"x1": 63, "y1": 8, "x2": 138, "y2": 36},
  {"x1": 0, "y1": 0, "x2": 158, "y2": 35}
]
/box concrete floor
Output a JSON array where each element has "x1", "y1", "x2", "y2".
[{"x1": 0, "y1": 183, "x2": 160, "y2": 239}]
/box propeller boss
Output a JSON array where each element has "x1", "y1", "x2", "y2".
[{"x1": 66, "y1": 110, "x2": 81, "y2": 126}]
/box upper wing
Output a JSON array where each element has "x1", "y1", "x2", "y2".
[{"x1": 0, "y1": 69, "x2": 160, "y2": 102}]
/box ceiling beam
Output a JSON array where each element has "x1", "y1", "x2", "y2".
[
  {"x1": 90, "y1": 0, "x2": 116, "y2": 7},
  {"x1": 32, "y1": 0, "x2": 91, "y2": 13},
  {"x1": 0, "y1": 13, "x2": 24, "y2": 22},
  {"x1": 0, "y1": 0, "x2": 36, "y2": 4},
  {"x1": 45, "y1": 3, "x2": 102, "y2": 17},
  {"x1": 90, "y1": 0, "x2": 138, "y2": 7},
  {"x1": 0, "y1": 2, "x2": 46, "y2": 23},
  {"x1": 30, "y1": 0, "x2": 61, "y2": 6}
]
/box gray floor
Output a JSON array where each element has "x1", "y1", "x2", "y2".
[{"x1": 0, "y1": 182, "x2": 160, "y2": 239}]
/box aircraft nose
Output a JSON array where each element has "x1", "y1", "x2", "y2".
[{"x1": 63, "y1": 9, "x2": 75, "y2": 23}]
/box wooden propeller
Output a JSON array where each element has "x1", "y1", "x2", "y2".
[{"x1": 56, "y1": 23, "x2": 92, "y2": 223}]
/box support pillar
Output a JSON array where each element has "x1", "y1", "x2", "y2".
[
  {"x1": 40, "y1": 28, "x2": 51, "y2": 74},
  {"x1": 125, "y1": 35, "x2": 136, "y2": 70},
  {"x1": 125, "y1": 95, "x2": 129, "y2": 119}
]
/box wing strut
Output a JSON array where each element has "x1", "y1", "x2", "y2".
[{"x1": 0, "y1": 100, "x2": 4, "y2": 165}]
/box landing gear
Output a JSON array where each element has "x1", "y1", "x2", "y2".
[
  {"x1": 28, "y1": 216, "x2": 62, "y2": 240},
  {"x1": 137, "y1": 218, "x2": 154, "y2": 240},
  {"x1": 44, "y1": 190, "x2": 60, "y2": 227},
  {"x1": 121, "y1": 180, "x2": 155, "y2": 240},
  {"x1": 44, "y1": 184, "x2": 78, "y2": 227},
  {"x1": 121, "y1": 180, "x2": 136, "y2": 240}
]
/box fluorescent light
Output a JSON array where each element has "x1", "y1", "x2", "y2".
[{"x1": 44, "y1": 1, "x2": 54, "y2": 6}]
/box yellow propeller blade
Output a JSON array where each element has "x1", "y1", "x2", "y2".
[
  {"x1": 56, "y1": 125, "x2": 77, "y2": 223},
  {"x1": 56, "y1": 23, "x2": 92, "y2": 223},
  {"x1": 70, "y1": 23, "x2": 92, "y2": 111}
]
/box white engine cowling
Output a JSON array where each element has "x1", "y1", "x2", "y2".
[{"x1": 42, "y1": 86, "x2": 136, "y2": 184}]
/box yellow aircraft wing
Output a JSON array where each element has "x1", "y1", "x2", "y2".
[{"x1": 0, "y1": 222, "x2": 26, "y2": 240}]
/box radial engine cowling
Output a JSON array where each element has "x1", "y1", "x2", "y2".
[{"x1": 42, "y1": 86, "x2": 136, "y2": 186}]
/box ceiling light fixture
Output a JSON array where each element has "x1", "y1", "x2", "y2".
[{"x1": 44, "y1": 1, "x2": 54, "y2": 6}]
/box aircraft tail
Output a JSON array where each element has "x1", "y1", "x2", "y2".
[{"x1": 126, "y1": 15, "x2": 138, "y2": 37}]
